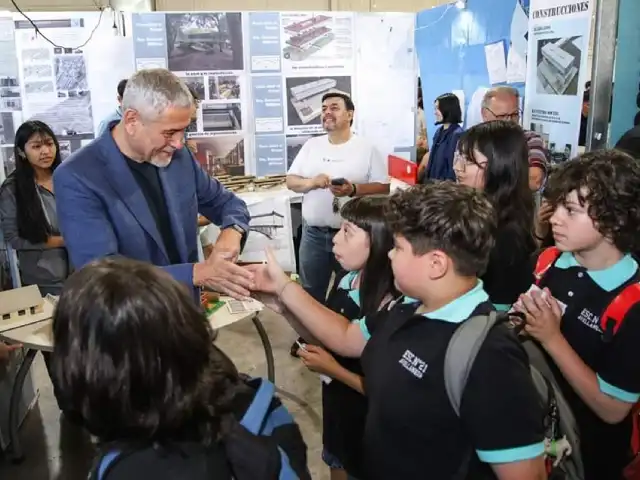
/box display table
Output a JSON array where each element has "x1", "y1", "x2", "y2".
[{"x1": 0, "y1": 297, "x2": 271, "y2": 463}]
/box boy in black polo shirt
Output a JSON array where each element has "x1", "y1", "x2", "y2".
[
  {"x1": 517, "y1": 150, "x2": 640, "y2": 479},
  {"x1": 248, "y1": 182, "x2": 546, "y2": 479}
]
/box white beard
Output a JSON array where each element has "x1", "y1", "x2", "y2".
[{"x1": 150, "y1": 156, "x2": 172, "y2": 168}]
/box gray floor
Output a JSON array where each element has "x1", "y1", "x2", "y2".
[{"x1": 0, "y1": 309, "x2": 328, "y2": 479}]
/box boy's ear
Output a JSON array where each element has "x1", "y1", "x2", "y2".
[{"x1": 425, "y1": 250, "x2": 449, "y2": 280}]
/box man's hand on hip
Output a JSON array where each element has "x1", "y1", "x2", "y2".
[
  {"x1": 211, "y1": 227, "x2": 243, "y2": 262},
  {"x1": 194, "y1": 256, "x2": 255, "y2": 300}
]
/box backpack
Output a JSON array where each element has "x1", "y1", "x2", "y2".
[
  {"x1": 535, "y1": 247, "x2": 640, "y2": 479},
  {"x1": 93, "y1": 378, "x2": 308, "y2": 480},
  {"x1": 444, "y1": 311, "x2": 585, "y2": 480}
]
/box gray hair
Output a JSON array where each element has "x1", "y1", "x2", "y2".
[
  {"x1": 122, "y1": 68, "x2": 193, "y2": 119},
  {"x1": 481, "y1": 86, "x2": 520, "y2": 109}
]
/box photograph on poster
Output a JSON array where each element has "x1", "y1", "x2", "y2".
[
  {"x1": 23, "y1": 65, "x2": 52, "y2": 79},
  {"x1": 22, "y1": 48, "x2": 50, "y2": 63},
  {"x1": 202, "y1": 103, "x2": 241, "y2": 132},
  {"x1": 180, "y1": 75, "x2": 205, "y2": 100},
  {"x1": 25, "y1": 81, "x2": 54, "y2": 95},
  {"x1": 530, "y1": 122, "x2": 572, "y2": 164},
  {"x1": 280, "y1": 12, "x2": 353, "y2": 72},
  {"x1": 30, "y1": 91, "x2": 94, "y2": 137},
  {"x1": 208, "y1": 75, "x2": 240, "y2": 100},
  {"x1": 0, "y1": 112, "x2": 18, "y2": 145},
  {"x1": 59, "y1": 141, "x2": 71, "y2": 160},
  {"x1": 165, "y1": 13, "x2": 244, "y2": 72},
  {"x1": 192, "y1": 135, "x2": 244, "y2": 176},
  {"x1": 55, "y1": 55, "x2": 89, "y2": 91},
  {"x1": 286, "y1": 134, "x2": 321, "y2": 169},
  {"x1": 0, "y1": 77, "x2": 21, "y2": 111},
  {"x1": 536, "y1": 36, "x2": 582, "y2": 96},
  {"x1": 1, "y1": 145, "x2": 15, "y2": 178},
  {"x1": 285, "y1": 76, "x2": 351, "y2": 127}
]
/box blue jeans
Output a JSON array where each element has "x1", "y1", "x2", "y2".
[{"x1": 298, "y1": 222, "x2": 343, "y2": 303}]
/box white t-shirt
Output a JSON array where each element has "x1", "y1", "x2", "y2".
[{"x1": 288, "y1": 134, "x2": 388, "y2": 228}]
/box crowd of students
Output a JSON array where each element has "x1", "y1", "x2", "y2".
[{"x1": 3, "y1": 118, "x2": 640, "y2": 480}]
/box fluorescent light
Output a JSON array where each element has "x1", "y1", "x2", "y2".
[{"x1": 455, "y1": 0, "x2": 466, "y2": 9}]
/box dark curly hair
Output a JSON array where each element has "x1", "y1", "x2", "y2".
[
  {"x1": 545, "y1": 150, "x2": 640, "y2": 253},
  {"x1": 385, "y1": 182, "x2": 497, "y2": 277},
  {"x1": 340, "y1": 195, "x2": 398, "y2": 317},
  {"x1": 50, "y1": 257, "x2": 246, "y2": 446}
]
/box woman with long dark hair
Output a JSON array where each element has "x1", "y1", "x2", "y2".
[
  {"x1": 250, "y1": 195, "x2": 397, "y2": 480},
  {"x1": 418, "y1": 93, "x2": 464, "y2": 182},
  {"x1": 454, "y1": 120, "x2": 536, "y2": 309},
  {"x1": 0, "y1": 120, "x2": 68, "y2": 294},
  {"x1": 51, "y1": 257, "x2": 309, "y2": 479}
]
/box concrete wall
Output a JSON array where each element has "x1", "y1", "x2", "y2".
[{"x1": 0, "y1": 0, "x2": 449, "y2": 12}]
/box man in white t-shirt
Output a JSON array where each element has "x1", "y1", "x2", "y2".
[{"x1": 286, "y1": 92, "x2": 389, "y2": 308}]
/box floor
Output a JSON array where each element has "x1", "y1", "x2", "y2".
[{"x1": 0, "y1": 309, "x2": 328, "y2": 479}]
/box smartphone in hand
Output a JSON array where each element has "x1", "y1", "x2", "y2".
[{"x1": 331, "y1": 178, "x2": 347, "y2": 186}]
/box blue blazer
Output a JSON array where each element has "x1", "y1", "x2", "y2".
[
  {"x1": 423, "y1": 124, "x2": 464, "y2": 182},
  {"x1": 53, "y1": 126, "x2": 250, "y2": 289}
]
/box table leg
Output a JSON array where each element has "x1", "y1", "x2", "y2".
[
  {"x1": 8, "y1": 348, "x2": 38, "y2": 463},
  {"x1": 251, "y1": 313, "x2": 275, "y2": 383}
]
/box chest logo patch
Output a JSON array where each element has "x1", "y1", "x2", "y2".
[
  {"x1": 577, "y1": 308, "x2": 603, "y2": 334},
  {"x1": 399, "y1": 349, "x2": 428, "y2": 379}
]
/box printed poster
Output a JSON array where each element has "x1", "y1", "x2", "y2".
[
  {"x1": 523, "y1": 0, "x2": 594, "y2": 163},
  {"x1": 13, "y1": 15, "x2": 96, "y2": 142}
]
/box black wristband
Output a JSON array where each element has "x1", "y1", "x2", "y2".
[{"x1": 349, "y1": 183, "x2": 357, "y2": 197}]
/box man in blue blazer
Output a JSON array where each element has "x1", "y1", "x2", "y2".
[{"x1": 54, "y1": 69, "x2": 254, "y2": 298}]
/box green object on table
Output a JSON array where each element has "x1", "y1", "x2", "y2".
[{"x1": 205, "y1": 301, "x2": 226, "y2": 315}]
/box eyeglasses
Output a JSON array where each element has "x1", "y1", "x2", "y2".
[
  {"x1": 453, "y1": 152, "x2": 486, "y2": 173},
  {"x1": 483, "y1": 107, "x2": 522, "y2": 121}
]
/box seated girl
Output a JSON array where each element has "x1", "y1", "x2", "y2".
[{"x1": 49, "y1": 257, "x2": 309, "y2": 480}]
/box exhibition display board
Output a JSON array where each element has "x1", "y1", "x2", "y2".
[{"x1": 0, "y1": 10, "x2": 417, "y2": 181}]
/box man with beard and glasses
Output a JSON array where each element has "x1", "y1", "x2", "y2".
[
  {"x1": 53, "y1": 69, "x2": 253, "y2": 300},
  {"x1": 286, "y1": 92, "x2": 389, "y2": 356}
]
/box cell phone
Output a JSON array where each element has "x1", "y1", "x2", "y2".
[{"x1": 331, "y1": 177, "x2": 347, "y2": 186}]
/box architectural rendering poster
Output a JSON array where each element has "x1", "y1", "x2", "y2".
[{"x1": 523, "y1": 0, "x2": 594, "y2": 163}]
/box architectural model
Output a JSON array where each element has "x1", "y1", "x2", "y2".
[
  {"x1": 289, "y1": 78, "x2": 348, "y2": 124},
  {"x1": 283, "y1": 15, "x2": 335, "y2": 62},
  {"x1": 537, "y1": 39, "x2": 578, "y2": 95},
  {"x1": 0, "y1": 285, "x2": 54, "y2": 333}
]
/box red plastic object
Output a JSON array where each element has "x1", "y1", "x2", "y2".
[{"x1": 388, "y1": 154, "x2": 417, "y2": 185}]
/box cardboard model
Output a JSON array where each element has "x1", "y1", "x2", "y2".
[{"x1": 0, "y1": 285, "x2": 53, "y2": 333}]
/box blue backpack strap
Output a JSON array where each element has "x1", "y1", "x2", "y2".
[
  {"x1": 277, "y1": 446, "x2": 298, "y2": 480},
  {"x1": 240, "y1": 378, "x2": 276, "y2": 435},
  {"x1": 96, "y1": 451, "x2": 120, "y2": 480}
]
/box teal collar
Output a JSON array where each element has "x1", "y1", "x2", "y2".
[
  {"x1": 338, "y1": 271, "x2": 360, "y2": 306},
  {"x1": 555, "y1": 252, "x2": 638, "y2": 292},
  {"x1": 421, "y1": 280, "x2": 489, "y2": 324}
]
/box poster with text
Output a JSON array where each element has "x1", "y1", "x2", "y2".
[
  {"x1": 0, "y1": 16, "x2": 21, "y2": 113},
  {"x1": 13, "y1": 14, "x2": 97, "y2": 141},
  {"x1": 280, "y1": 12, "x2": 354, "y2": 74},
  {"x1": 523, "y1": 0, "x2": 593, "y2": 163},
  {"x1": 190, "y1": 134, "x2": 246, "y2": 176}
]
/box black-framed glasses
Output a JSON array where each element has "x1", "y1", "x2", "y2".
[{"x1": 483, "y1": 107, "x2": 522, "y2": 121}]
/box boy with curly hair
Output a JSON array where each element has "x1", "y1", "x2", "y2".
[{"x1": 517, "y1": 150, "x2": 640, "y2": 479}]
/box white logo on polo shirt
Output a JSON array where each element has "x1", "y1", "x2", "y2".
[
  {"x1": 577, "y1": 308, "x2": 603, "y2": 333},
  {"x1": 399, "y1": 349, "x2": 428, "y2": 379}
]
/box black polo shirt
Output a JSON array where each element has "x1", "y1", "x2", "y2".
[
  {"x1": 125, "y1": 157, "x2": 181, "y2": 265},
  {"x1": 354, "y1": 281, "x2": 544, "y2": 479},
  {"x1": 483, "y1": 226, "x2": 536, "y2": 311},
  {"x1": 322, "y1": 271, "x2": 367, "y2": 477},
  {"x1": 539, "y1": 252, "x2": 640, "y2": 480}
]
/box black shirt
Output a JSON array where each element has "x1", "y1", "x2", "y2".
[
  {"x1": 482, "y1": 226, "x2": 536, "y2": 310},
  {"x1": 125, "y1": 157, "x2": 181, "y2": 265},
  {"x1": 322, "y1": 271, "x2": 367, "y2": 477},
  {"x1": 356, "y1": 282, "x2": 544, "y2": 479},
  {"x1": 539, "y1": 252, "x2": 640, "y2": 480}
]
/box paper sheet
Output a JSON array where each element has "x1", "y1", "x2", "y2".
[
  {"x1": 506, "y1": 45, "x2": 527, "y2": 83},
  {"x1": 510, "y1": 1, "x2": 529, "y2": 57},
  {"x1": 484, "y1": 42, "x2": 508, "y2": 85}
]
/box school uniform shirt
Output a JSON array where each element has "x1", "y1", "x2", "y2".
[
  {"x1": 322, "y1": 271, "x2": 367, "y2": 478},
  {"x1": 538, "y1": 252, "x2": 640, "y2": 480},
  {"x1": 483, "y1": 227, "x2": 536, "y2": 311},
  {"x1": 354, "y1": 281, "x2": 545, "y2": 479}
]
